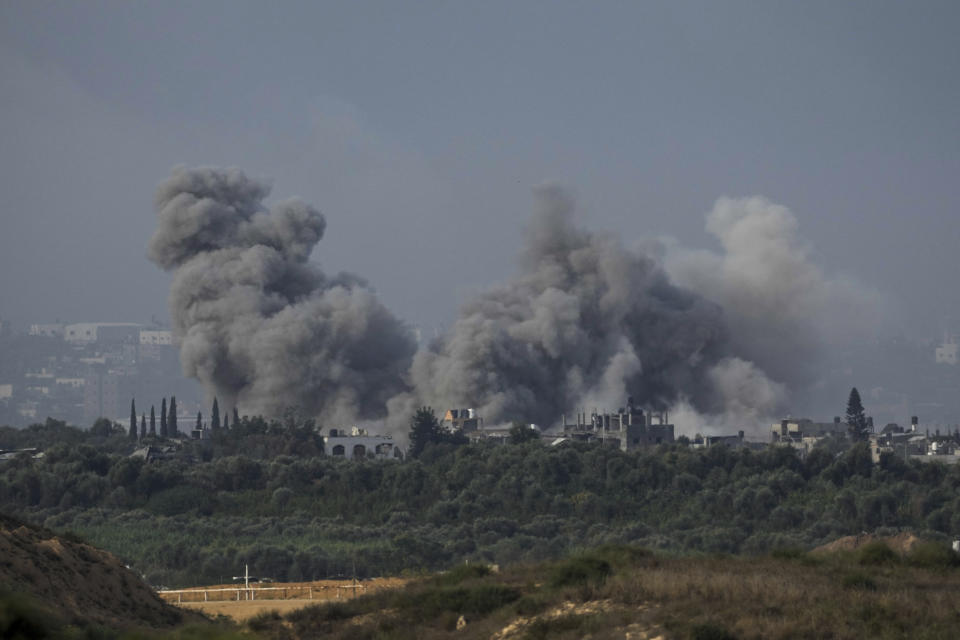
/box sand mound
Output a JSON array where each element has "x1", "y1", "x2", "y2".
[
  {"x1": 813, "y1": 532, "x2": 922, "y2": 554},
  {"x1": 0, "y1": 512, "x2": 192, "y2": 629}
]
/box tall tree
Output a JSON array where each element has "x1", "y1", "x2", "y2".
[
  {"x1": 211, "y1": 397, "x2": 220, "y2": 431},
  {"x1": 140, "y1": 413, "x2": 146, "y2": 439},
  {"x1": 223, "y1": 411, "x2": 229, "y2": 430},
  {"x1": 196, "y1": 411, "x2": 202, "y2": 432},
  {"x1": 846, "y1": 387, "x2": 869, "y2": 441},
  {"x1": 160, "y1": 398, "x2": 168, "y2": 438},
  {"x1": 408, "y1": 406, "x2": 468, "y2": 457},
  {"x1": 129, "y1": 398, "x2": 137, "y2": 440},
  {"x1": 233, "y1": 406, "x2": 241, "y2": 427},
  {"x1": 149, "y1": 405, "x2": 156, "y2": 436},
  {"x1": 169, "y1": 396, "x2": 178, "y2": 436}
]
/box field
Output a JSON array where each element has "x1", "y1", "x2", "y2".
[
  {"x1": 158, "y1": 578, "x2": 408, "y2": 621},
  {"x1": 243, "y1": 543, "x2": 960, "y2": 639}
]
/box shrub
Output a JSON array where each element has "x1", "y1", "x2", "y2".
[
  {"x1": 0, "y1": 590, "x2": 61, "y2": 640},
  {"x1": 549, "y1": 555, "x2": 612, "y2": 588},
  {"x1": 246, "y1": 609, "x2": 282, "y2": 632},
  {"x1": 908, "y1": 542, "x2": 960, "y2": 570},
  {"x1": 524, "y1": 614, "x2": 598, "y2": 640},
  {"x1": 770, "y1": 547, "x2": 805, "y2": 561},
  {"x1": 857, "y1": 542, "x2": 898, "y2": 566},
  {"x1": 394, "y1": 584, "x2": 520, "y2": 619},
  {"x1": 433, "y1": 563, "x2": 491, "y2": 586},
  {"x1": 512, "y1": 594, "x2": 549, "y2": 616},
  {"x1": 690, "y1": 622, "x2": 738, "y2": 640},
  {"x1": 841, "y1": 571, "x2": 877, "y2": 591}
]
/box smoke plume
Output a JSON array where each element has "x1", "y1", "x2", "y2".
[
  {"x1": 664, "y1": 196, "x2": 880, "y2": 391},
  {"x1": 149, "y1": 166, "x2": 416, "y2": 421},
  {"x1": 405, "y1": 184, "x2": 783, "y2": 427},
  {"x1": 149, "y1": 166, "x2": 876, "y2": 434}
]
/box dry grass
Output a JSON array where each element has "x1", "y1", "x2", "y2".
[
  {"x1": 236, "y1": 545, "x2": 960, "y2": 639},
  {"x1": 599, "y1": 552, "x2": 960, "y2": 639},
  {"x1": 179, "y1": 598, "x2": 319, "y2": 621}
]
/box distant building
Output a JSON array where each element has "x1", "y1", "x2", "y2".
[
  {"x1": 770, "y1": 417, "x2": 850, "y2": 455},
  {"x1": 64, "y1": 322, "x2": 140, "y2": 345},
  {"x1": 139, "y1": 330, "x2": 173, "y2": 345},
  {"x1": 442, "y1": 408, "x2": 482, "y2": 432},
  {"x1": 558, "y1": 397, "x2": 674, "y2": 451},
  {"x1": 29, "y1": 323, "x2": 64, "y2": 338},
  {"x1": 691, "y1": 431, "x2": 764, "y2": 450},
  {"x1": 323, "y1": 426, "x2": 403, "y2": 460},
  {"x1": 83, "y1": 370, "x2": 120, "y2": 423},
  {"x1": 935, "y1": 333, "x2": 958, "y2": 365},
  {"x1": 771, "y1": 418, "x2": 848, "y2": 442}
]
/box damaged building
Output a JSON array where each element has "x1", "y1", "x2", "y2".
[{"x1": 557, "y1": 397, "x2": 674, "y2": 451}]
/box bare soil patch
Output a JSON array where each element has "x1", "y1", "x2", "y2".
[{"x1": 813, "y1": 531, "x2": 921, "y2": 554}]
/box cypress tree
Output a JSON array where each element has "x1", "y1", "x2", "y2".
[
  {"x1": 846, "y1": 387, "x2": 869, "y2": 441},
  {"x1": 160, "y1": 398, "x2": 168, "y2": 438},
  {"x1": 149, "y1": 405, "x2": 156, "y2": 436},
  {"x1": 196, "y1": 411, "x2": 202, "y2": 431},
  {"x1": 140, "y1": 413, "x2": 146, "y2": 439},
  {"x1": 233, "y1": 406, "x2": 241, "y2": 427},
  {"x1": 211, "y1": 397, "x2": 220, "y2": 431},
  {"x1": 129, "y1": 398, "x2": 137, "y2": 440},
  {"x1": 169, "y1": 396, "x2": 178, "y2": 436},
  {"x1": 223, "y1": 411, "x2": 229, "y2": 430}
]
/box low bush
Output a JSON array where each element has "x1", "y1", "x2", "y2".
[
  {"x1": 907, "y1": 541, "x2": 960, "y2": 570},
  {"x1": 690, "y1": 622, "x2": 738, "y2": 640},
  {"x1": 856, "y1": 541, "x2": 898, "y2": 566},
  {"x1": 431, "y1": 563, "x2": 491, "y2": 586},
  {"x1": 548, "y1": 555, "x2": 612, "y2": 588},
  {"x1": 841, "y1": 571, "x2": 878, "y2": 590},
  {"x1": 394, "y1": 584, "x2": 520, "y2": 619},
  {"x1": 523, "y1": 613, "x2": 599, "y2": 640}
]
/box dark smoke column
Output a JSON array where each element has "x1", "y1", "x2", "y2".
[
  {"x1": 148, "y1": 166, "x2": 415, "y2": 421},
  {"x1": 408, "y1": 184, "x2": 756, "y2": 427}
]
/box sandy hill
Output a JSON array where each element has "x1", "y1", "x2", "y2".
[
  {"x1": 812, "y1": 531, "x2": 921, "y2": 554},
  {"x1": 0, "y1": 512, "x2": 191, "y2": 630}
]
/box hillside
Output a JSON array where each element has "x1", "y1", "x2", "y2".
[
  {"x1": 0, "y1": 512, "x2": 192, "y2": 630},
  {"x1": 245, "y1": 542, "x2": 960, "y2": 640}
]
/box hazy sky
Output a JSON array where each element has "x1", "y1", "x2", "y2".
[{"x1": 1, "y1": 1, "x2": 958, "y2": 339}]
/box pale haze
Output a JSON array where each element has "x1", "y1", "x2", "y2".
[{"x1": 1, "y1": 1, "x2": 959, "y2": 427}]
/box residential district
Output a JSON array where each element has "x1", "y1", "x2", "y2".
[{"x1": 2, "y1": 318, "x2": 960, "y2": 466}]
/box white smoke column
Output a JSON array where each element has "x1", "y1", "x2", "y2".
[
  {"x1": 407, "y1": 184, "x2": 768, "y2": 427},
  {"x1": 665, "y1": 196, "x2": 881, "y2": 389},
  {"x1": 149, "y1": 166, "x2": 415, "y2": 421}
]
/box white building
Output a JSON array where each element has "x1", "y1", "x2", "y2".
[
  {"x1": 29, "y1": 323, "x2": 64, "y2": 338},
  {"x1": 139, "y1": 330, "x2": 173, "y2": 345},
  {"x1": 322, "y1": 426, "x2": 403, "y2": 460},
  {"x1": 64, "y1": 322, "x2": 140, "y2": 344},
  {"x1": 935, "y1": 334, "x2": 958, "y2": 365}
]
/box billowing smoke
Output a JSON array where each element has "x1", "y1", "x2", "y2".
[
  {"x1": 664, "y1": 196, "x2": 880, "y2": 392},
  {"x1": 149, "y1": 166, "x2": 876, "y2": 434},
  {"x1": 405, "y1": 184, "x2": 785, "y2": 428},
  {"x1": 148, "y1": 166, "x2": 416, "y2": 421}
]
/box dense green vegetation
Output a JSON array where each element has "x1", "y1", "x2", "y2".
[{"x1": 3, "y1": 418, "x2": 960, "y2": 587}]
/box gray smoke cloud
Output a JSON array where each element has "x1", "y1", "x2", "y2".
[
  {"x1": 148, "y1": 167, "x2": 876, "y2": 434},
  {"x1": 406, "y1": 189, "x2": 880, "y2": 432},
  {"x1": 404, "y1": 184, "x2": 765, "y2": 427},
  {"x1": 148, "y1": 166, "x2": 416, "y2": 421},
  {"x1": 664, "y1": 196, "x2": 881, "y2": 391}
]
